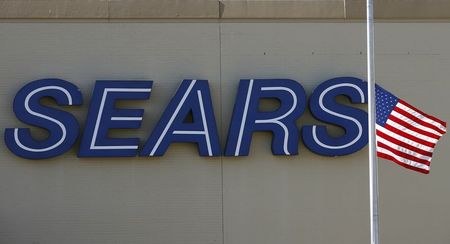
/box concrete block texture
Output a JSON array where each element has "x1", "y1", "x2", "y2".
[
  {"x1": 108, "y1": 0, "x2": 220, "y2": 19},
  {"x1": 346, "y1": 0, "x2": 450, "y2": 19},
  {"x1": 0, "y1": 0, "x2": 109, "y2": 19},
  {"x1": 2, "y1": 0, "x2": 450, "y2": 19},
  {"x1": 219, "y1": 0, "x2": 345, "y2": 19}
]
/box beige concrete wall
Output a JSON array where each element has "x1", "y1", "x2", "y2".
[
  {"x1": 0, "y1": 23, "x2": 223, "y2": 244},
  {"x1": 2, "y1": 0, "x2": 450, "y2": 19},
  {"x1": 0, "y1": 22, "x2": 449, "y2": 244}
]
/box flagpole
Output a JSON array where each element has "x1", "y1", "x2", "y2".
[{"x1": 366, "y1": 0, "x2": 379, "y2": 243}]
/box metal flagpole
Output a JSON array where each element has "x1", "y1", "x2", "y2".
[{"x1": 366, "y1": 0, "x2": 379, "y2": 244}]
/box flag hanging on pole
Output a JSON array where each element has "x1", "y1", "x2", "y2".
[{"x1": 375, "y1": 85, "x2": 447, "y2": 174}]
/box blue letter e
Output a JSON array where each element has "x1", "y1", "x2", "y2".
[
  {"x1": 4, "y1": 79, "x2": 83, "y2": 159},
  {"x1": 78, "y1": 80, "x2": 152, "y2": 157}
]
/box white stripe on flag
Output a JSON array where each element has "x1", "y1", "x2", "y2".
[
  {"x1": 397, "y1": 102, "x2": 447, "y2": 131},
  {"x1": 386, "y1": 119, "x2": 439, "y2": 143},
  {"x1": 377, "y1": 147, "x2": 430, "y2": 171},
  {"x1": 391, "y1": 110, "x2": 443, "y2": 136},
  {"x1": 376, "y1": 125, "x2": 435, "y2": 152},
  {"x1": 376, "y1": 136, "x2": 432, "y2": 161}
]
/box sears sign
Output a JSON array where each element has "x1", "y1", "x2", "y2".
[{"x1": 4, "y1": 77, "x2": 368, "y2": 159}]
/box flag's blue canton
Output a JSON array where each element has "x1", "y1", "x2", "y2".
[{"x1": 375, "y1": 84, "x2": 398, "y2": 126}]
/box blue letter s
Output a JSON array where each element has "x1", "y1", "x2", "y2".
[
  {"x1": 4, "y1": 79, "x2": 83, "y2": 159},
  {"x1": 302, "y1": 77, "x2": 368, "y2": 156}
]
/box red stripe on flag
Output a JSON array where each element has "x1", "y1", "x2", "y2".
[
  {"x1": 377, "y1": 141, "x2": 431, "y2": 166},
  {"x1": 376, "y1": 130, "x2": 433, "y2": 157},
  {"x1": 398, "y1": 100, "x2": 447, "y2": 130},
  {"x1": 389, "y1": 115, "x2": 441, "y2": 139},
  {"x1": 393, "y1": 106, "x2": 445, "y2": 135},
  {"x1": 377, "y1": 152, "x2": 430, "y2": 174},
  {"x1": 384, "y1": 124, "x2": 436, "y2": 147}
]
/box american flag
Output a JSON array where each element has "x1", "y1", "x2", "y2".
[{"x1": 375, "y1": 85, "x2": 447, "y2": 174}]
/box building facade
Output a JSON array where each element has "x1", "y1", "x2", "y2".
[{"x1": 0, "y1": 1, "x2": 449, "y2": 243}]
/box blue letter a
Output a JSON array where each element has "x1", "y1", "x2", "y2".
[{"x1": 140, "y1": 80, "x2": 220, "y2": 156}]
